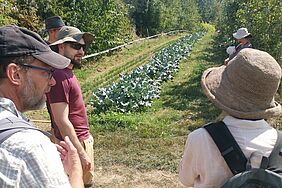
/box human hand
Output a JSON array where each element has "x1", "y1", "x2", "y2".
[
  {"x1": 79, "y1": 151, "x2": 92, "y2": 172},
  {"x1": 224, "y1": 58, "x2": 229, "y2": 65},
  {"x1": 56, "y1": 136, "x2": 82, "y2": 175}
]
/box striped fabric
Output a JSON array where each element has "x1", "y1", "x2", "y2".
[{"x1": 0, "y1": 97, "x2": 71, "y2": 187}]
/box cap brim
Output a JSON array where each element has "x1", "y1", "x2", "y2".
[
  {"x1": 50, "y1": 37, "x2": 78, "y2": 46},
  {"x1": 82, "y1": 33, "x2": 94, "y2": 47},
  {"x1": 32, "y1": 51, "x2": 70, "y2": 69},
  {"x1": 50, "y1": 33, "x2": 94, "y2": 47}
]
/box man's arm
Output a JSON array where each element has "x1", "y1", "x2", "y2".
[{"x1": 50, "y1": 102, "x2": 91, "y2": 171}]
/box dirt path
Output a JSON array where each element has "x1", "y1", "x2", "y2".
[{"x1": 94, "y1": 165, "x2": 185, "y2": 188}]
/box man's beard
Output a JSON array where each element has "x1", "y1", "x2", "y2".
[
  {"x1": 70, "y1": 59, "x2": 82, "y2": 69},
  {"x1": 21, "y1": 75, "x2": 46, "y2": 111}
]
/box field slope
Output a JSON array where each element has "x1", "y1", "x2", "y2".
[{"x1": 91, "y1": 29, "x2": 222, "y2": 187}]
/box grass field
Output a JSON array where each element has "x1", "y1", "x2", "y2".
[
  {"x1": 89, "y1": 28, "x2": 222, "y2": 187},
  {"x1": 27, "y1": 26, "x2": 282, "y2": 187}
]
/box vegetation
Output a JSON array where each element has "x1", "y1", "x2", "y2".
[
  {"x1": 1, "y1": 0, "x2": 280, "y2": 61},
  {"x1": 90, "y1": 32, "x2": 205, "y2": 113},
  {"x1": 1, "y1": 1, "x2": 281, "y2": 186},
  {"x1": 216, "y1": 0, "x2": 282, "y2": 62},
  {"x1": 90, "y1": 26, "x2": 223, "y2": 187}
]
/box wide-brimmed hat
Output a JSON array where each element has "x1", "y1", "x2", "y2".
[
  {"x1": 50, "y1": 26, "x2": 94, "y2": 47},
  {"x1": 0, "y1": 25, "x2": 70, "y2": 69},
  {"x1": 44, "y1": 16, "x2": 65, "y2": 32},
  {"x1": 201, "y1": 48, "x2": 281, "y2": 120},
  {"x1": 233, "y1": 28, "x2": 251, "y2": 40}
]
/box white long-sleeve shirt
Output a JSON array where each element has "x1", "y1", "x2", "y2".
[{"x1": 179, "y1": 116, "x2": 277, "y2": 188}]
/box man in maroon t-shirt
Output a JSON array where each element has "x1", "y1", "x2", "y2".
[{"x1": 46, "y1": 26, "x2": 94, "y2": 187}]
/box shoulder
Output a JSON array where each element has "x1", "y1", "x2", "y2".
[
  {"x1": 184, "y1": 127, "x2": 215, "y2": 150},
  {"x1": 53, "y1": 68, "x2": 73, "y2": 80},
  {"x1": 2, "y1": 129, "x2": 55, "y2": 155},
  {"x1": 1, "y1": 130, "x2": 71, "y2": 187},
  {"x1": 188, "y1": 127, "x2": 209, "y2": 140}
]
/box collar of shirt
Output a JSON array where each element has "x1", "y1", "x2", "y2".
[
  {"x1": 0, "y1": 97, "x2": 28, "y2": 121},
  {"x1": 222, "y1": 115, "x2": 270, "y2": 129}
]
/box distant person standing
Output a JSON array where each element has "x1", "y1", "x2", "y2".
[
  {"x1": 44, "y1": 16, "x2": 65, "y2": 44},
  {"x1": 46, "y1": 26, "x2": 95, "y2": 187},
  {"x1": 224, "y1": 27, "x2": 253, "y2": 65}
]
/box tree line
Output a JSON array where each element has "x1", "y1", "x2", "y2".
[
  {"x1": 0, "y1": 0, "x2": 201, "y2": 54},
  {"x1": 0, "y1": 0, "x2": 281, "y2": 62},
  {"x1": 215, "y1": 0, "x2": 282, "y2": 62}
]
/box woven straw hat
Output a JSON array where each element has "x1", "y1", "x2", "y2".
[{"x1": 201, "y1": 48, "x2": 281, "y2": 119}]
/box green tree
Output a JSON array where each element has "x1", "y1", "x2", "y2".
[
  {"x1": 217, "y1": 0, "x2": 281, "y2": 62},
  {"x1": 0, "y1": 0, "x2": 18, "y2": 26},
  {"x1": 237, "y1": 0, "x2": 282, "y2": 61}
]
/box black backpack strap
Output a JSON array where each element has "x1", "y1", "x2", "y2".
[
  {"x1": 267, "y1": 130, "x2": 282, "y2": 175},
  {"x1": 0, "y1": 116, "x2": 44, "y2": 144},
  {"x1": 203, "y1": 121, "x2": 247, "y2": 175}
]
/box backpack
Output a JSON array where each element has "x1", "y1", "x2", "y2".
[
  {"x1": 204, "y1": 121, "x2": 282, "y2": 188},
  {"x1": 0, "y1": 116, "x2": 44, "y2": 144}
]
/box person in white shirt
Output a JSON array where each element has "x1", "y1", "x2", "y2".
[
  {"x1": 179, "y1": 48, "x2": 282, "y2": 188},
  {"x1": 224, "y1": 27, "x2": 253, "y2": 65}
]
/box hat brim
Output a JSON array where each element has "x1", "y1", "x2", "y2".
[
  {"x1": 32, "y1": 50, "x2": 70, "y2": 69},
  {"x1": 233, "y1": 32, "x2": 251, "y2": 40},
  {"x1": 50, "y1": 32, "x2": 94, "y2": 47},
  {"x1": 201, "y1": 66, "x2": 281, "y2": 119}
]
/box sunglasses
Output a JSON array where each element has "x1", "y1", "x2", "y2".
[
  {"x1": 20, "y1": 64, "x2": 55, "y2": 79},
  {"x1": 66, "y1": 42, "x2": 86, "y2": 51}
]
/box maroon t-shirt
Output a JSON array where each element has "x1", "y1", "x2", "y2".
[{"x1": 46, "y1": 68, "x2": 90, "y2": 141}]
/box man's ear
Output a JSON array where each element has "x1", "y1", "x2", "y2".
[
  {"x1": 6, "y1": 63, "x2": 22, "y2": 85},
  {"x1": 57, "y1": 43, "x2": 65, "y2": 54}
]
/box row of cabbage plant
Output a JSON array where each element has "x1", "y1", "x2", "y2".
[{"x1": 90, "y1": 32, "x2": 205, "y2": 113}]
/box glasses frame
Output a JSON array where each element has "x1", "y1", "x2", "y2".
[
  {"x1": 65, "y1": 42, "x2": 86, "y2": 51},
  {"x1": 20, "y1": 63, "x2": 55, "y2": 79}
]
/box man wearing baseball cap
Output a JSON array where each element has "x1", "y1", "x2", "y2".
[
  {"x1": 0, "y1": 25, "x2": 83, "y2": 187},
  {"x1": 224, "y1": 27, "x2": 253, "y2": 65},
  {"x1": 44, "y1": 16, "x2": 65, "y2": 44},
  {"x1": 47, "y1": 26, "x2": 95, "y2": 187}
]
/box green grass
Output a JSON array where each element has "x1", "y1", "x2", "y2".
[
  {"x1": 27, "y1": 25, "x2": 282, "y2": 187},
  {"x1": 25, "y1": 33, "x2": 186, "y2": 121},
  {"x1": 91, "y1": 28, "x2": 225, "y2": 173},
  {"x1": 74, "y1": 33, "x2": 187, "y2": 102}
]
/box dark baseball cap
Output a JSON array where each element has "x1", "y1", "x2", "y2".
[
  {"x1": 45, "y1": 16, "x2": 65, "y2": 32},
  {"x1": 0, "y1": 25, "x2": 70, "y2": 69}
]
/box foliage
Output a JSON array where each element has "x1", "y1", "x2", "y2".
[
  {"x1": 90, "y1": 32, "x2": 205, "y2": 113},
  {"x1": 236, "y1": 0, "x2": 282, "y2": 61},
  {"x1": 0, "y1": 0, "x2": 17, "y2": 26},
  {"x1": 0, "y1": 0, "x2": 41, "y2": 30},
  {"x1": 35, "y1": 0, "x2": 134, "y2": 53},
  {"x1": 216, "y1": 0, "x2": 282, "y2": 62},
  {"x1": 1, "y1": 0, "x2": 280, "y2": 63},
  {"x1": 125, "y1": 0, "x2": 161, "y2": 36},
  {"x1": 1, "y1": 0, "x2": 134, "y2": 53},
  {"x1": 125, "y1": 0, "x2": 201, "y2": 36}
]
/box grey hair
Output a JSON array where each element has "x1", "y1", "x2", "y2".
[{"x1": 0, "y1": 55, "x2": 34, "y2": 79}]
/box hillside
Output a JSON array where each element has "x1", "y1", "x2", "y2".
[{"x1": 28, "y1": 28, "x2": 282, "y2": 187}]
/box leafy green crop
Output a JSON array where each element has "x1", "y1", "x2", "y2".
[{"x1": 90, "y1": 32, "x2": 205, "y2": 113}]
